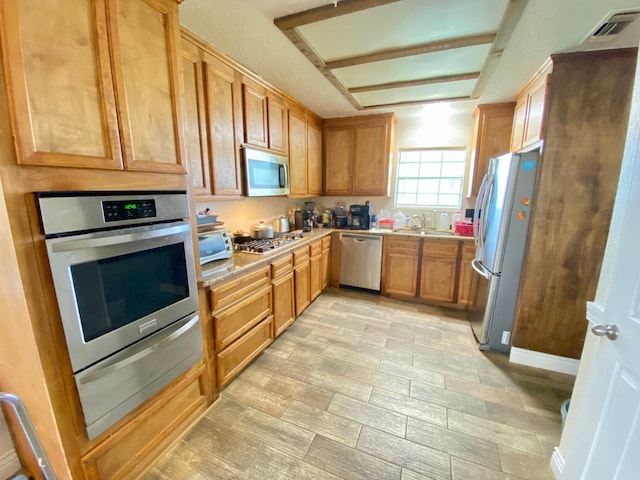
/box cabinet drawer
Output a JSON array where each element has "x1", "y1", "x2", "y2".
[
  {"x1": 422, "y1": 239, "x2": 459, "y2": 257},
  {"x1": 81, "y1": 364, "x2": 207, "y2": 480},
  {"x1": 293, "y1": 245, "x2": 310, "y2": 266},
  {"x1": 209, "y1": 266, "x2": 270, "y2": 313},
  {"x1": 216, "y1": 316, "x2": 274, "y2": 387},
  {"x1": 310, "y1": 239, "x2": 322, "y2": 257},
  {"x1": 213, "y1": 284, "x2": 272, "y2": 351},
  {"x1": 271, "y1": 254, "x2": 293, "y2": 279},
  {"x1": 385, "y1": 236, "x2": 420, "y2": 254},
  {"x1": 322, "y1": 235, "x2": 331, "y2": 250}
]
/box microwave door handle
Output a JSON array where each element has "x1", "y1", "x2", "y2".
[
  {"x1": 50, "y1": 222, "x2": 190, "y2": 252},
  {"x1": 279, "y1": 164, "x2": 286, "y2": 188},
  {"x1": 77, "y1": 315, "x2": 200, "y2": 385}
]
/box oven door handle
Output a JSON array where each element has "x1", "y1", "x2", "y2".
[
  {"x1": 51, "y1": 222, "x2": 190, "y2": 252},
  {"x1": 77, "y1": 315, "x2": 199, "y2": 385}
]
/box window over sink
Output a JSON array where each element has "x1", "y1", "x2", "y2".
[{"x1": 395, "y1": 147, "x2": 466, "y2": 208}]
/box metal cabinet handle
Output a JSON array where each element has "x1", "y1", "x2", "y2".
[{"x1": 591, "y1": 323, "x2": 619, "y2": 341}]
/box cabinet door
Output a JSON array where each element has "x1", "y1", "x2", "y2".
[
  {"x1": 510, "y1": 97, "x2": 527, "y2": 152},
  {"x1": 180, "y1": 37, "x2": 210, "y2": 196},
  {"x1": 310, "y1": 254, "x2": 322, "y2": 301},
  {"x1": 419, "y1": 240, "x2": 459, "y2": 303},
  {"x1": 321, "y1": 248, "x2": 330, "y2": 290},
  {"x1": 324, "y1": 126, "x2": 353, "y2": 195},
  {"x1": 272, "y1": 272, "x2": 295, "y2": 337},
  {"x1": 108, "y1": 0, "x2": 184, "y2": 173},
  {"x1": 522, "y1": 78, "x2": 549, "y2": 148},
  {"x1": 203, "y1": 53, "x2": 243, "y2": 196},
  {"x1": 353, "y1": 122, "x2": 389, "y2": 196},
  {"x1": 383, "y1": 252, "x2": 419, "y2": 298},
  {"x1": 294, "y1": 261, "x2": 311, "y2": 316},
  {"x1": 0, "y1": 0, "x2": 123, "y2": 169},
  {"x1": 242, "y1": 80, "x2": 268, "y2": 148},
  {"x1": 268, "y1": 96, "x2": 287, "y2": 154},
  {"x1": 457, "y1": 243, "x2": 476, "y2": 306},
  {"x1": 307, "y1": 118, "x2": 323, "y2": 196},
  {"x1": 288, "y1": 108, "x2": 308, "y2": 196}
]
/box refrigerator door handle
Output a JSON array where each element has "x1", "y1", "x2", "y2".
[
  {"x1": 474, "y1": 175, "x2": 489, "y2": 249},
  {"x1": 471, "y1": 259, "x2": 492, "y2": 279},
  {"x1": 478, "y1": 174, "x2": 495, "y2": 250}
]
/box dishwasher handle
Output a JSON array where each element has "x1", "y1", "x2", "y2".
[{"x1": 339, "y1": 233, "x2": 382, "y2": 242}]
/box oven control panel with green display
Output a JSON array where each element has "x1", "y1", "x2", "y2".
[{"x1": 102, "y1": 199, "x2": 157, "y2": 222}]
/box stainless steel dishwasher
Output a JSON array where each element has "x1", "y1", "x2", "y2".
[{"x1": 339, "y1": 233, "x2": 383, "y2": 291}]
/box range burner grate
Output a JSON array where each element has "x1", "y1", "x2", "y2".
[{"x1": 234, "y1": 231, "x2": 304, "y2": 254}]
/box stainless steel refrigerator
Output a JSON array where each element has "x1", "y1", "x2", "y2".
[{"x1": 468, "y1": 151, "x2": 539, "y2": 353}]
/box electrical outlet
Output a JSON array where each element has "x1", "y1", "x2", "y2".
[{"x1": 501, "y1": 331, "x2": 511, "y2": 345}]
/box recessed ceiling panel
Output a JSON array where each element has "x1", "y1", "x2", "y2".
[
  {"x1": 332, "y1": 44, "x2": 492, "y2": 88},
  {"x1": 297, "y1": 0, "x2": 508, "y2": 60},
  {"x1": 353, "y1": 79, "x2": 477, "y2": 107}
]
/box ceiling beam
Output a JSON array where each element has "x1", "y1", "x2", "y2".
[
  {"x1": 325, "y1": 33, "x2": 496, "y2": 70},
  {"x1": 349, "y1": 72, "x2": 480, "y2": 93},
  {"x1": 280, "y1": 28, "x2": 363, "y2": 110},
  {"x1": 472, "y1": 0, "x2": 529, "y2": 97},
  {"x1": 274, "y1": 0, "x2": 404, "y2": 30},
  {"x1": 360, "y1": 96, "x2": 473, "y2": 110}
]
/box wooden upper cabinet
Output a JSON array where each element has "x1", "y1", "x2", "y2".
[
  {"x1": 324, "y1": 113, "x2": 395, "y2": 196},
  {"x1": 1, "y1": 0, "x2": 185, "y2": 173},
  {"x1": 324, "y1": 125, "x2": 354, "y2": 196},
  {"x1": 242, "y1": 78, "x2": 269, "y2": 149},
  {"x1": 287, "y1": 106, "x2": 323, "y2": 197},
  {"x1": 0, "y1": 0, "x2": 123, "y2": 169},
  {"x1": 203, "y1": 52, "x2": 243, "y2": 196},
  {"x1": 267, "y1": 96, "x2": 287, "y2": 154},
  {"x1": 307, "y1": 118, "x2": 323, "y2": 196},
  {"x1": 467, "y1": 103, "x2": 515, "y2": 197},
  {"x1": 510, "y1": 61, "x2": 552, "y2": 152},
  {"x1": 353, "y1": 121, "x2": 390, "y2": 196},
  {"x1": 108, "y1": 0, "x2": 185, "y2": 173},
  {"x1": 180, "y1": 36, "x2": 210, "y2": 196},
  {"x1": 288, "y1": 107, "x2": 308, "y2": 196}
]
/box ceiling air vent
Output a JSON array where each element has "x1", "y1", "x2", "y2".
[{"x1": 591, "y1": 11, "x2": 640, "y2": 38}]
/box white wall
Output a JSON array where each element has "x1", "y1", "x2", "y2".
[
  {"x1": 196, "y1": 107, "x2": 475, "y2": 232},
  {"x1": 0, "y1": 411, "x2": 19, "y2": 479}
]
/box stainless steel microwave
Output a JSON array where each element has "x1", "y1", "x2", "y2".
[{"x1": 243, "y1": 146, "x2": 290, "y2": 196}]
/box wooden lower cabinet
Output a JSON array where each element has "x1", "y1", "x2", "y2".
[
  {"x1": 382, "y1": 237, "x2": 420, "y2": 298},
  {"x1": 309, "y1": 240, "x2": 323, "y2": 301},
  {"x1": 419, "y1": 240, "x2": 458, "y2": 303},
  {"x1": 293, "y1": 246, "x2": 311, "y2": 316},
  {"x1": 81, "y1": 363, "x2": 207, "y2": 480},
  {"x1": 321, "y1": 238, "x2": 331, "y2": 289},
  {"x1": 209, "y1": 266, "x2": 273, "y2": 388},
  {"x1": 457, "y1": 243, "x2": 477, "y2": 306},
  {"x1": 383, "y1": 236, "x2": 474, "y2": 307},
  {"x1": 216, "y1": 316, "x2": 274, "y2": 387},
  {"x1": 271, "y1": 254, "x2": 295, "y2": 337}
]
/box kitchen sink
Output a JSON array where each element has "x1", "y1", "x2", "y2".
[{"x1": 394, "y1": 229, "x2": 455, "y2": 237}]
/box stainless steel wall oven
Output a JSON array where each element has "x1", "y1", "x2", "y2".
[{"x1": 35, "y1": 191, "x2": 202, "y2": 440}]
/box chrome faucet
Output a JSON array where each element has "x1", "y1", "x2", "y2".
[{"x1": 410, "y1": 214, "x2": 425, "y2": 230}]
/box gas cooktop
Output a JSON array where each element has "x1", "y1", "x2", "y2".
[{"x1": 234, "y1": 231, "x2": 304, "y2": 254}]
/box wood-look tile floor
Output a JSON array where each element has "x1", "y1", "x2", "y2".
[{"x1": 143, "y1": 288, "x2": 574, "y2": 480}]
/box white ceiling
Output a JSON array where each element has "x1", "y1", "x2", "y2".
[{"x1": 180, "y1": 0, "x2": 640, "y2": 119}]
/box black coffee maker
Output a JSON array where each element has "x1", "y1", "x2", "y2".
[{"x1": 349, "y1": 204, "x2": 370, "y2": 230}]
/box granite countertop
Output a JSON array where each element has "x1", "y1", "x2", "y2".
[
  {"x1": 198, "y1": 227, "x2": 473, "y2": 288},
  {"x1": 199, "y1": 228, "x2": 333, "y2": 287}
]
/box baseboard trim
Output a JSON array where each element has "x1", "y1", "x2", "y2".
[
  {"x1": 0, "y1": 449, "x2": 20, "y2": 479},
  {"x1": 510, "y1": 347, "x2": 580, "y2": 375},
  {"x1": 550, "y1": 447, "x2": 565, "y2": 479}
]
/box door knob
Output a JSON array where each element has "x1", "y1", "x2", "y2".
[{"x1": 591, "y1": 323, "x2": 619, "y2": 341}]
